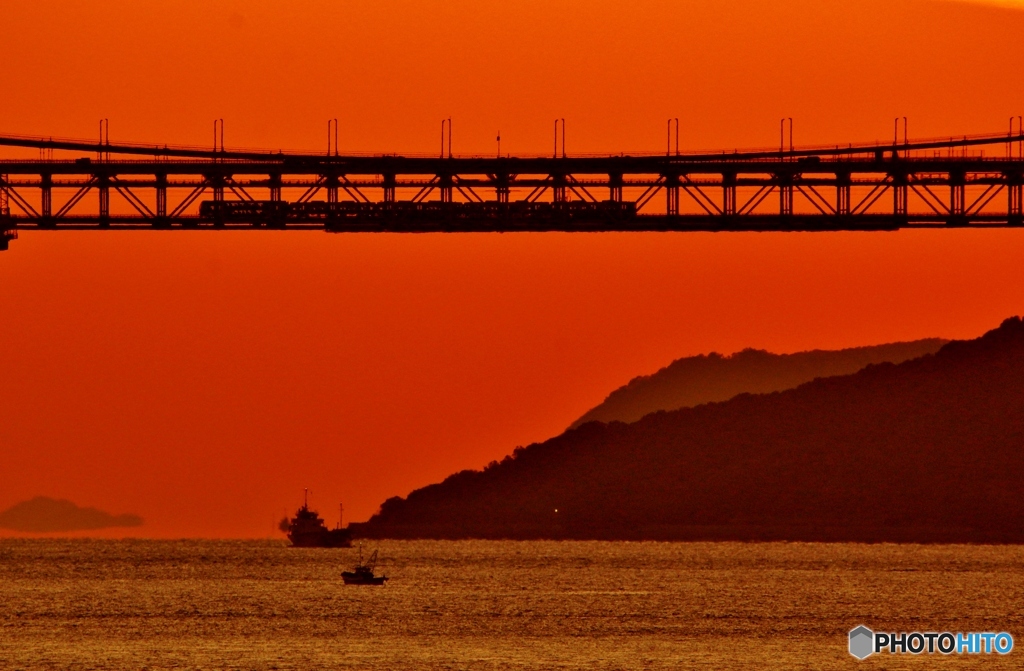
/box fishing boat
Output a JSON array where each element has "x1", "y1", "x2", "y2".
[{"x1": 342, "y1": 548, "x2": 388, "y2": 585}]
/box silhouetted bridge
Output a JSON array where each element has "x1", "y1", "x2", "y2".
[{"x1": 2, "y1": 129, "x2": 1024, "y2": 250}]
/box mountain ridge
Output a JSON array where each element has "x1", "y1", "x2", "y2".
[
  {"x1": 352, "y1": 318, "x2": 1024, "y2": 543},
  {"x1": 569, "y1": 339, "x2": 948, "y2": 429}
]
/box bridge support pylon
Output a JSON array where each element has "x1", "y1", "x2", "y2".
[
  {"x1": 665, "y1": 173, "x2": 680, "y2": 217},
  {"x1": 439, "y1": 173, "x2": 453, "y2": 204},
  {"x1": 41, "y1": 173, "x2": 52, "y2": 225},
  {"x1": 0, "y1": 175, "x2": 11, "y2": 249},
  {"x1": 269, "y1": 173, "x2": 282, "y2": 202},
  {"x1": 154, "y1": 173, "x2": 168, "y2": 227},
  {"x1": 552, "y1": 173, "x2": 567, "y2": 203},
  {"x1": 495, "y1": 173, "x2": 510, "y2": 204},
  {"x1": 949, "y1": 170, "x2": 966, "y2": 226},
  {"x1": 97, "y1": 173, "x2": 110, "y2": 227},
  {"x1": 608, "y1": 173, "x2": 623, "y2": 203},
  {"x1": 778, "y1": 174, "x2": 793, "y2": 218},
  {"x1": 1008, "y1": 173, "x2": 1022, "y2": 225},
  {"x1": 0, "y1": 215, "x2": 15, "y2": 251},
  {"x1": 326, "y1": 174, "x2": 339, "y2": 204},
  {"x1": 836, "y1": 171, "x2": 851, "y2": 218},
  {"x1": 893, "y1": 172, "x2": 908, "y2": 224},
  {"x1": 722, "y1": 172, "x2": 737, "y2": 217},
  {"x1": 207, "y1": 172, "x2": 226, "y2": 226}
]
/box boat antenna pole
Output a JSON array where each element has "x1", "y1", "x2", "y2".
[{"x1": 304, "y1": 488, "x2": 308, "y2": 508}]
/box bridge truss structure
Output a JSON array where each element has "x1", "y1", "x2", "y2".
[{"x1": 2, "y1": 129, "x2": 1024, "y2": 250}]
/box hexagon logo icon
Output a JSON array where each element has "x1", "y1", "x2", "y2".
[{"x1": 849, "y1": 625, "x2": 874, "y2": 659}]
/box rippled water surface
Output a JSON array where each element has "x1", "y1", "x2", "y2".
[{"x1": 1, "y1": 540, "x2": 1022, "y2": 669}]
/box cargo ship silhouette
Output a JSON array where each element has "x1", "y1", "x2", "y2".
[{"x1": 280, "y1": 489, "x2": 352, "y2": 548}]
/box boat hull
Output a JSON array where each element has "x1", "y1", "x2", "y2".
[
  {"x1": 342, "y1": 572, "x2": 388, "y2": 586},
  {"x1": 288, "y1": 529, "x2": 352, "y2": 548}
]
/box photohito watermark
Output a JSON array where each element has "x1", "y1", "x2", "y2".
[{"x1": 849, "y1": 626, "x2": 1013, "y2": 659}]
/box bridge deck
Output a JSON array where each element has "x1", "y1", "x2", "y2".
[{"x1": 2, "y1": 131, "x2": 1024, "y2": 249}]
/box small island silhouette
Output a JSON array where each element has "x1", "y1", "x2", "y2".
[{"x1": 0, "y1": 497, "x2": 143, "y2": 532}]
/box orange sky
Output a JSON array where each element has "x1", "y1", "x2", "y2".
[{"x1": 4, "y1": 0, "x2": 1024, "y2": 537}]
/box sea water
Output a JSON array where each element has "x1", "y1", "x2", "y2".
[{"x1": 1, "y1": 539, "x2": 1021, "y2": 669}]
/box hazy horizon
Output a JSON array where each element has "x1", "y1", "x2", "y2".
[{"x1": 5, "y1": 0, "x2": 1024, "y2": 537}]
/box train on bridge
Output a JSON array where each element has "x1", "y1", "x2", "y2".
[
  {"x1": 2, "y1": 128, "x2": 1024, "y2": 250},
  {"x1": 198, "y1": 200, "x2": 639, "y2": 231}
]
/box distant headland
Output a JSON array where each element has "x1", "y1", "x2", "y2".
[{"x1": 352, "y1": 318, "x2": 1024, "y2": 543}]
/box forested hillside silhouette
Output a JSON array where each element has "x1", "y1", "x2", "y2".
[
  {"x1": 570, "y1": 339, "x2": 946, "y2": 428},
  {"x1": 353, "y1": 319, "x2": 1024, "y2": 542}
]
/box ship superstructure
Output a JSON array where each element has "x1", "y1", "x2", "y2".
[{"x1": 282, "y1": 490, "x2": 352, "y2": 548}]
